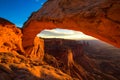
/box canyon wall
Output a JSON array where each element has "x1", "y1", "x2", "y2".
[
  {"x1": 22, "y1": 0, "x2": 120, "y2": 53},
  {"x1": 0, "y1": 18, "x2": 24, "y2": 53},
  {"x1": 0, "y1": 17, "x2": 119, "y2": 80},
  {"x1": 44, "y1": 38, "x2": 119, "y2": 80},
  {"x1": 0, "y1": 18, "x2": 73, "y2": 80}
]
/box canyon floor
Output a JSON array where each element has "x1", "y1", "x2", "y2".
[
  {"x1": 0, "y1": 36, "x2": 120, "y2": 80},
  {"x1": 44, "y1": 38, "x2": 120, "y2": 80}
]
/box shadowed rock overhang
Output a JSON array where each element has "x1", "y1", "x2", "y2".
[{"x1": 22, "y1": 0, "x2": 120, "y2": 50}]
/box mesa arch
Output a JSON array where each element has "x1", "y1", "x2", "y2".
[{"x1": 22, "y1": 0, "x2": 120, "y2": 54}]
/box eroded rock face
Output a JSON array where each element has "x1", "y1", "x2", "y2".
[
  {"x1": 25, "y1": 37, "x2": 44, "y2": 61},
  {"x1": 23, "y1": 0, "x2": 120, "y2": 51},
  {"x1": 0, "y1": 52, "x2": 72, "y2": 80},
  {"x1": 0, "y1": 18, "x2": 72, "y2": 80},
  {"x1": 44, "y1": 39, "x2": 93, "y2": 79},
  {"x1": 44, "y1": 38, "x2": 119, "y2": 80},
  {"x1": 0, "y1": 18, "x2": 24, "y2": 53}
]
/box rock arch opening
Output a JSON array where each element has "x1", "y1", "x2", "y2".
[
  {"x1": 22, "y1": 0, "x2": 120, "y2": 52},
  {"x1": 22, "y1": 20, "x2": 120, "y2": 53},
  {"x1": 38, "y1": 28, "x2": 116, "y2": 50},
  {"x1": 37, "y1": 28, "x2": 97, "y2": 40}
]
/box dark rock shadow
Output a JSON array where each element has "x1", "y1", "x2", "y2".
[{"x1": 0, "y1": 64, "x2": 44, "y2": 80}]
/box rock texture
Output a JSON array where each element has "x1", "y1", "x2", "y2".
[
  {"x1": 24, "y1": 37, "x2": 44, "y2": 61},
  {"x1": 44, "y1": 39, "x2": 92, "y2": 79},
  {"x1": 0, "y1": 52, "x2": 72, "y2": 80},
  {"x1": 0, "y1": 18, "x2": 72, "y2": 80},
  {"x1": 0, "y1": 17, "x2": 119, "y2": 79},
  {"x1": 0, "y1": 0, "x2": 120, "y2": 79},
  {"x1": 23, "y1": 0, "x2": 120, "y2": 51},
  {"x1": 0, "y1": 18, "x2": 24, "y2": 53},
  {"x1": 44, "y1": 38, "x2": 119, "y2": 80}
]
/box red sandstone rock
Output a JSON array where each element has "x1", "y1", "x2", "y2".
[
  {"x1": 0, "y1": 17, "x2": 14, "y2": 25},
  {"x1": 23, "y1": 0, "x2": 120, "y2": 50},
  {"x1": 0, "y1": 17, "x2": 119, "y2": 79},
  {"x1": 0, "y1": 18, "x2": 24, "y2": 53},
  {"x1": 25, "y1": 37, "x2": 44, "y2": 61},
  {"x1": 0, "y1": 52, "x2": 72, "y2": 80},
  {"x1": 0, "y1": 18, "x2": 72, "y2": 80}
]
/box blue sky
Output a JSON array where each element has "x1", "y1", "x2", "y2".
[
  {"x1": 0, "y1": 0, "x2": 47, "y2": 27},
  {"x1": 0, "y1": 0, "x2": 96, "y2": 39}
]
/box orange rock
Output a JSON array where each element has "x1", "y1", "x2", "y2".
[
  {"x1": 22, "y1": 0, "x2": 120, "y2": 52},
  {"x1": 25, "y1": 37, "x2": 44, "y2": 61},
  {"x1": 0, "y1": 18, "x2": 24, "y2": 54},
  {"x1": 0, "y1": 17, "x2": 45, "y2": 61}
]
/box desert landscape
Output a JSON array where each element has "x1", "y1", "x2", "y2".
[
  {"x1": 43, "y1": 38, "x2": 120, "y2": 80},
  {"x1": 0, "y1": 0, "x2": 120, "y2": 80}
]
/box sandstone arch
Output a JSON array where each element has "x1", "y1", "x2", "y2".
[{"x1": 22, "y1": 0, "x2": 120, "y2": 54}]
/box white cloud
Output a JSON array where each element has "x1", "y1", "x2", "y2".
[{"x1": 37, "y1": 28, "x2": 97, "y2": 40}]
